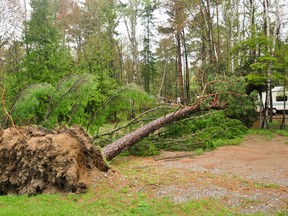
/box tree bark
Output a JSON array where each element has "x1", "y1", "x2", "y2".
[
  {"x1": 182, "y1": 29, "x2": 190, "y2": 104},
  {"x1": 176, "y1": 31, "x2": 185, "y2": 105},
  {"x1": 102, "y1": 98, "x2": 225, "y2": 161}
]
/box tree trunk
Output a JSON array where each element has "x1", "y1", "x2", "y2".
[
  {"x1": 182, "y1": 29, "x2": 190, "y2": 104},
  {"x1": 102, "y1": 100, "x2": 224, "y2": 161},
  {"x1": 281, "y1": 87, "x2": 286, "y2": 129},
  {"x1": 176, "y1": 31, "x2": 185, "y2": 105},
  {"x1": 102, "y1": 104, "x2": 196, "y2": 160},
  {"x1": 262, "y1": 0, "x2": 271, "y2": 128}
]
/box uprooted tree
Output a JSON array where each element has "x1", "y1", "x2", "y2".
[
  {"x1": 100, "y1": 77, "x2": 254, "y2": 161},
  {"x1": 0, "y1": 79, "x2": 253, "y2": 195}
]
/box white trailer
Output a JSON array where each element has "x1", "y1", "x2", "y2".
[{"x1": 260, "y1": 86, "x2": 288, "y2": 114}]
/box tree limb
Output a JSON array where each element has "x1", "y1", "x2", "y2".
[{"x1": 93, "y1": 106, "x2": 171, "y2": 139}]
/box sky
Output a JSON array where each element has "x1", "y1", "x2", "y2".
[{"x1": 1, "y1": 0, "x2": 288, "y2": 47}]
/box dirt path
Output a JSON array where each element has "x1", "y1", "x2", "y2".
[
  {"x1": 158, "y1": 134, "x2": 288, "y2": 187},
  {"x1": 106, "y1": 134, "x2": 288, "y2": 214}
]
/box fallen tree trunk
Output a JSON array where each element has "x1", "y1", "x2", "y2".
[{"x1": 102, "y1": 97, "x2": 225, "y2": 161}]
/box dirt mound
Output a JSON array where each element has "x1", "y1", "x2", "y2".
[{"x1": 0, "y1": 126, "x2": 109, "y2": 195}]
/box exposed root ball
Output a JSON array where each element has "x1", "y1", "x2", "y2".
[{"x1": 0, "y1": 126, "x2": 109, "y2": 195}]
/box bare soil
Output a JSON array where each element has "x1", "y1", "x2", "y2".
[
  {"x1": 0, "y1": 126, "x2": 108, "y2": 195},
  {"x1": 102, "y1": 134, "x2": 288, "y2": 214},
  {"x1": 158, "y1": 134, "x2": 288, "y2": 187}
]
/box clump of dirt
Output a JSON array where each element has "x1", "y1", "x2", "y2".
[{"x1": 0, "y1": 126, "x2": 109, "y2": 196}]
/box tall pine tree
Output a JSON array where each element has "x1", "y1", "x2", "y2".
[{"x1": 23, "y1": 0, "x2": 72, "y2": 85}]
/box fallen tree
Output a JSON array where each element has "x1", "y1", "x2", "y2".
[
  {"x1": 0, "y1": 79, "x2": 250, "y2": 195},
  {"x1": 102, "y1": 93, "x2": 226, "y2": 161}
]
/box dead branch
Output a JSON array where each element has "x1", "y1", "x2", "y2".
[
  {"x1": 2, "y1": 89, "x2": 15, "y2": 128},
  {"x1": 1, "y1": 89, "x2": 25, "y2": 137},
  {"x1": 154, "y1": 153, "x2": 194, "y2": 161}
]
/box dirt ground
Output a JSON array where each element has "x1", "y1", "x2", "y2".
[
  {"x1": 158, "y1": 134, "x2": 288, "y2": 187},
  {"x1": 104, "y1": 134, "x2": 288, "y2": 214},
  {"x1": 0, "y1": 126, "x2": 108, "y2": 195}
]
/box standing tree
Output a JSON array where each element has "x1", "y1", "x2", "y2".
[
  {"x1": 140, "y1": 0, "x2": 157, "y2": 93},
  {"x1": 164, "y1": 0, "x2": 187, "y2": 104},
  {"x1": 156, "y1": 37, "x2": 177, "y2": 100},
  {"x1": 23, "y1": 0, "x2": 73, "y2": 85},
  {"x1": 121, "y1": 0, "x2": 142, "y2": 84}
]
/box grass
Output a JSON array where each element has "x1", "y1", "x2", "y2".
[
  {"x1": 253, "y1": 182, "x2": 280, "y2": 189},
  {"x1": 0, "y1": 189, "x2": 233, "y2": 216},
  {"x1": 248, "y1": 127, "x2": 288, "y2": 139}
]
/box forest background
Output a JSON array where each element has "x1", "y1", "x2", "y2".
[{"x1": 1, "y1": 0, "x2": 288, "y2": 154}]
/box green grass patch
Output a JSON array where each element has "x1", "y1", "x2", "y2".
[
  {"x1": 209, "y1": 137, "x2": 244, "y2": 148},
  {"x1": 248, "y1": 128, "x2": 288, "y2": 141},
  {"x1": 193, "y1": 148, "x2": 205, "y2": 156},
  {"x1": 254, "y1": 182, "x2": 280, "y2": 189},
  {"x1": 0, "y1": 190, "x2": 234, "y2": 216}
]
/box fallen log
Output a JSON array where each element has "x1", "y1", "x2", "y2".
[{"x1": 102, "y1": 95, "x2": 226, "y2": 161}]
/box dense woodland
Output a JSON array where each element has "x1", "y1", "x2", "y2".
[{"x1": 1, "y1": 0, "x2": 288, "y2": 154}]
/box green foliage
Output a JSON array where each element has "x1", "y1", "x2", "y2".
[
  {"x1": 13, "y1": 83, "x2": 55, "y2": 124},
  {"x1": 246, "y1": 73, "x2": 267, "y2": 86},
  {"x1": 250, "y1": 55, "x2": 278, "y2": 73},
  {"x1": 7, "y1": 74, "x2": 116, "y2": 130},
  {"x1": 6, "y1": 77, "x2": 157, "y2": 137},
  {"x1": 155, "y1": 110, "x2": 247, "y2": 151},
  {"x1": 108, "y1": 84, "x2": 157, "y2": 122},
  {"x1": 22, "y1": 0, "x2": 73, "y2": 85},
  {"x1": 213, "y1": 76, "x2": 258, "y2": 127},
  {"x1": 126, "y1": 140, "x2": 159, "y2": 157}
]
